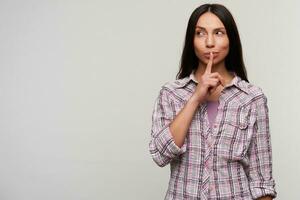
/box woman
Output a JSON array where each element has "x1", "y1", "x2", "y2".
[{"x1": 149, "y1": 4, "x2": 277, "y2": 200}]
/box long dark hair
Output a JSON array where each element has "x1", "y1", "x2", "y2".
[{"x1": 176, "y1": 4, "x2": 248, "y2": 82}]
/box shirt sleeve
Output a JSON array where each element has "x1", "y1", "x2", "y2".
[
  {"x1": 149, "y1": 87, "x2": 187, "y2": 167},
  {"x1": 246, "y1": 94, "x2": 277, "y2": 199}
]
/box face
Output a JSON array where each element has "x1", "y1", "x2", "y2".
[{"x1": 193, "y1": 12, "x2": 229, "y2": 66}]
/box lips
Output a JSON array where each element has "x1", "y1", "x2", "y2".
[
  {"x1": 204, "y1": 51, "x2": 219, "y2": 55},
  {"x1": 204, "y1": 52, "x2": 219, "y2": 58}
]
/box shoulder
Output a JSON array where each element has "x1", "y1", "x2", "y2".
[
  {"x1": 241, "y1": 80, "x2": 268, "y2": 106},
  {"x1": 161, "y1": 77, "x2": 191, "y2": 91},
  {"x1": 239, "y1": 79, "x2": 266, "y2": 99},
  {"x1": 156, "y1": 77, "x2": 192, "y2": 103}
]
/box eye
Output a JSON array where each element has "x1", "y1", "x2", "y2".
[
  {"x1": 216, "y1": 31, "x2": 225, "y2": 35},
  {"x1": 196, "y1": 30, "x2": 206, "y2": 36}
]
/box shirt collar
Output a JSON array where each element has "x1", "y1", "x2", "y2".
[{"x1": 174, "y1": 71, "x2": 249, "y2": 94}]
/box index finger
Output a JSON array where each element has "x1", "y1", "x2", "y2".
[{"x1": 205, "y1": 52, "x2": 213, "y2": 74}]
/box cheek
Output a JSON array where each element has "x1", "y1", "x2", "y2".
[
  {"x1": 217, "y1": 39, "x2": 229, "y2": 51},
  {"x1": 216, "y1": 40, "x2": 229, "y2": 58},
  {"x1": 193, "y1": 40, "x2": 204, "y2": 56}
]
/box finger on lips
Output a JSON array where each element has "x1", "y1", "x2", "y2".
[{"x1": 205, "y1": 52, "x2": 213, "y2": 74}]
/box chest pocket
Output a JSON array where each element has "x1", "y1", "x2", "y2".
[{"x1": 217, "y1": 106, "x2": 251, "y2": 161}]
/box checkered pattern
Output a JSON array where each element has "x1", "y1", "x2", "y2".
[{"x1": 149, "y1": 73, "x2": 277, "y2": 199}]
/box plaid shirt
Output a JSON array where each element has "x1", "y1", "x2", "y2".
[{"x1": 149, "y1": 72, "x2": 277, "y2": 199}]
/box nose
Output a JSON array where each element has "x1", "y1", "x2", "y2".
[{"x1": 205, "y1": 34, "x2": 215, "y2": 48}]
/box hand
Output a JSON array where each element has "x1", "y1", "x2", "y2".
[{"x1": 191, "y1": 52, "x2": 225, "y2": 104}]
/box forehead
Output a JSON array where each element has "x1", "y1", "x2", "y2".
[{"x1": 196, "y1": 12, "x2": 225, "y2": 29}]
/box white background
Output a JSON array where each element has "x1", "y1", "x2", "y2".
[{"x1": 0, "y1": 0, "x2": 299, "y2": 199}]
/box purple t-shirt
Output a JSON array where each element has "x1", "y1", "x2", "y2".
[{"x1": 207, "y1": 100, "x2": 219, "y2": 128}]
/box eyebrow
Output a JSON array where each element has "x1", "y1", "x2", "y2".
[{"x1": 195, "y1": 26, "x2": 225, "y2": 30}]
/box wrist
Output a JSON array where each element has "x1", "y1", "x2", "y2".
[{"x1": 189, "y1": 95, "x2": 204, "y2": 106}]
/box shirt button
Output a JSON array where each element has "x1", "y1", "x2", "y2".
[
  {"x1": 207, "y1": 139, "x2": 213, "y2": 148},
  {"x1": 207, "y1": 141, "x2": 211, "y2": 147}
]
